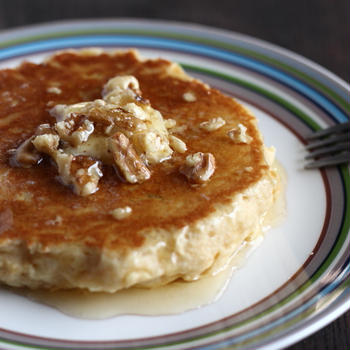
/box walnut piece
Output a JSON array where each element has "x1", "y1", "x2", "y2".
[
  {"x1": 109, "y1": 132, "x2": 151, "y2": 184},
  {"x1": 199, "y1": 117, "x2": 226, "y2": 132},
  {"x1": 180, "y1": 152, "x2": 216, "y2": 184},
  {"x1": 183, "y1": 92, "x2": 196, "y2": 102},
  {"x1": 169, "y1": 135, "x2": 187, "y2": 153},
  {"x1": 32, "y1": 133, "x2": 60, "y2": 155},
  {"x1": 10, "y1": 123, "x2": 56, "y2": 167},
  {"x1": 31, "y1": 124, "x2": 103, "y2": 197},
  {"x1": 110, "y1": 206, "x2": 132, "y2": 220},
  {"x1": 227, "y1": 123, "x2": 252, "y2": 144},
  {"x1": 69, "y1": 156, "x2": 103, "y2": 196},
  {"x1": 55, "y1": 115, "x2": 94, "y2": 147},
  {"x1": 164, "y1": 119, "x2": 177, "y2": 129},
  {"x1": 10, "y1": 136, "x2": 41, "y2": 168},
  {"x1": 47, "y1": 86, "x2": 62, "y2": 94},
  {"x1": 33, "y1": 131, "x2": 103, "y2": 196}
]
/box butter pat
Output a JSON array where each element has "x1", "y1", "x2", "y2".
[{"x1": 13, "y1": 75, "x2": 187, "y2": 196}]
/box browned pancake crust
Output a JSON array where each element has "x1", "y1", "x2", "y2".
[{"x1": 0, "y1": 50, "x2": 267, "y2": 252}]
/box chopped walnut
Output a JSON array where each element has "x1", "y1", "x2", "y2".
[
  {"x1": 169, "y1": 135, "x2": 187, "y2": 153},
  {"x1": 180, "y1": 152, "x2": 216, "y2": 184},
  {"x1": 199, "y1": 117, "x2": 226, "y2": 132},
  {"x1": 132, "y1": 131, "x2": 172, "y2": 164},
  {"x1": 109, "y1": 132, "x2": 151, "y2": 184},
  {"x1": 50, "y1": 82, "x2": 172, "y2": 165},
  {"x1": 110, "y1": 206, "x2": 132, "y2": 220},
  {"x1": 14, "y1": 191, "x2": 33, "y2": 202},
  {"x1": 10, "y1": 124, "x2": 55, "y2": 167},
  {"x1": 227, "y1": 123, "x2": 252, "y2": 144},
  {"x1": 123, "y1": 102, "x2": 148, "y2": 120},
  {"x1": 32, "y1": 133, "x2": 60, "y2": 156},
  {"x1": 102, "y1": 76, "x2": 141, "y2": 105},
  {"x1": 34, "y1": 133, "x2": 103, "y2": 197},
  {"x1": 10, "y1": 75, "x2": 182, "y2": 196},
  {"x1": 183, "y1": 92, "x2": 196, "y2": 102},
  {"x1": 170, "y1": 124, "x2": 188, "y2": 134},
  {"x1": 45, "y1": 215, "x2": 63, "y2": 226},
  {"x1": 47, "y1": 86, "x2": 62, "y2": 94},
  {"x1": 55, "y1": 115, "x2": 94, "y2": 147},
  {"x1": 10, "y1": 136, "x2": 41, "y2": 168},
  {"x1": 35, "y1": 123, "x2": 56, "y2": 136},
  {"x1": 164, "y1": 119, "x2": 177, "y2": 129},
  {"x1": 69, "y1": 156, "x2": 103, "y2": 196}
]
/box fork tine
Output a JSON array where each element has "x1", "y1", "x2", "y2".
[
  {"x1": 305, "y1": 142, "x2": 350, "y2": 159},
  {"x1": 306, "y1": 121, "x2": 350, "y2": 140},
  {"x1": 305, "y1": 151, "x2": 350, "y2": 169},
  {"x1": 305, "y1": 134, "x2": 349, "y2": 150},
  {"x1": 304, "y1": 121, "x2": 350, "y2": 169}
]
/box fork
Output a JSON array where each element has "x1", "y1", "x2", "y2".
[{"x1": 304, "y1": 121, "x2": 350, "y2": 169}]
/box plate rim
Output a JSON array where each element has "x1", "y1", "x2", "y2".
[
  {"x1": 0, "y1": 17, "x2": 349, "y2": 91},
  {"x1": 0, "y1": 18, "x2": 349, "y2": 350}
]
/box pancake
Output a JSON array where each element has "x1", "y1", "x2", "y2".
[{"x1": 0, "y1": 49, "x2": 280, "y2": 292}]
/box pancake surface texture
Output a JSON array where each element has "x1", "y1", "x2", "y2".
[{"x1": 0, "y1": 49, "x2": 280, "y2": 292}]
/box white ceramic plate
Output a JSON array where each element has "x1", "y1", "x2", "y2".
[{"x1": 0, "y1": 19, "x2": 349, "y2": 350}]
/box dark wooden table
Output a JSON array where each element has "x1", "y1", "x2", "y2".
[{"x1": 0, "y1": 0, "x2": 349, "y2": 349}]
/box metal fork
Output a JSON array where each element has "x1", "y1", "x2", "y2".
[{"x1": 304, "y1": 121, "x2": 350, "y2": 169}]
